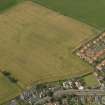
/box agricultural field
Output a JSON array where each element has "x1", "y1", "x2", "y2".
[
  {"x1": 0, "y1": 73, "x2": 20, "y2": 104},
  {"x1": 0, "y1": 0, "x2": 102, "y2": 104},
  {"x1": 0, "y1": 1, "x2": 98, "y2": 87},
  {"x1": 33, "y1": 0, "x2": 105, "y2": 30},
  {"x1": 0, "y1": 0, "x2": 22, "y2": 12}
]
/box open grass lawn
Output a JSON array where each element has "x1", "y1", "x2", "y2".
[
  {"x1": 0, "y1": 1, "x2": 98, "y2": 87},
  {"x1": 33, "y1": 0, "x2": 105, "y2": 30},
  {"x1": 83, "y1": 74, "x2": 99, "y2": 87},
  {"x1": 0, "y1": 73, "x2": 20, "y2": 104}
]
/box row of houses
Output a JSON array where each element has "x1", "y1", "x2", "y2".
[
  {"x1": 76, "y1": 31, "x2": 105, "y2": 89},
  {"x1": 77, "y1": 32, "x2": 105, "y2": 65},
  {"x1": 96, "y1": 60, "x2": 105, "y2": 71},
  {"x1": 10, "y1": 75, "x2": 102, "y2": 105}
]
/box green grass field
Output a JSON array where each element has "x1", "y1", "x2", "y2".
[
  {"x1": 0, "y1": 73, "x2": 20, "y2": 104},
  {"x1": 33, "y1": 0, "x2": 105, "y2": 30},
  {"x1": 0, "y1": 0, "x2": 23, "y2": 12},
  {"x1": 83, "y1": 74, "x2": 99, "y2": 87}
]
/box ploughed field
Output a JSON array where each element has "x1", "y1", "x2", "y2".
[{"x1": 0, "y1": 1, "x2": 99, "y2": 103}]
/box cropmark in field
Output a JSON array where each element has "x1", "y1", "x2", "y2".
[{"x1": 0, "y1": 1, "x2": 98, "y2": 86}]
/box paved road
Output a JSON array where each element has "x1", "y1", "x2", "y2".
[
  {"x1": 34, "y1": 89, "x2": 105, "y2": 104},
  {"x1": 35, "y1": 96, "x2": 51, "y2": 105},
  {"x1": 53, "y1": 89, "x2": 105, "y2": 97}
]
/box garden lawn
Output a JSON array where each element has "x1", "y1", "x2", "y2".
[{"x1": 83, "y1": 74, "x2": 99, "y2": 87}]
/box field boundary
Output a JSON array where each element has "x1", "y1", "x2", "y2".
[{"x1": 32, "y1": 0, "x2": 103, "y2": 31}]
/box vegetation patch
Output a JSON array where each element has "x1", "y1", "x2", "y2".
[
  {"x1": 33, "y1": 0, "x2": 105, "y2": 30},
  {"x1": 2, "y1": 71, "x2": 18, "y2": 84},
  {"x1": 83, "y1": 74, "x2": 99, "y2": 87},
  {"x1": 0, "y1": 0, "x2": 23, "y2": 12},
  {"x1": 0, "y1": 73, "x2": 20, "y2": 104}
]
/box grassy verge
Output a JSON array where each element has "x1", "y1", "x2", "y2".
[{"x1": 83, "y1": 74, "x2": 99, "y2": 87}]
